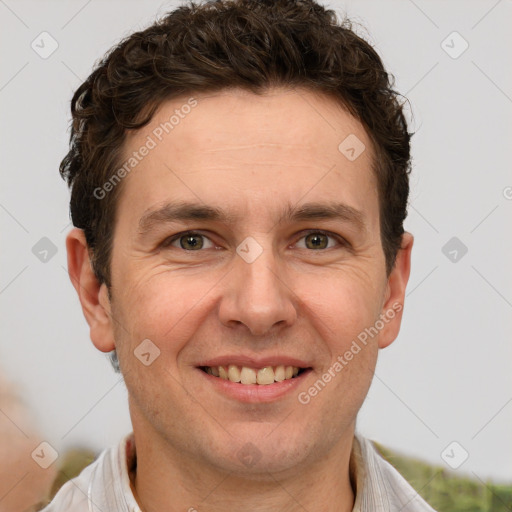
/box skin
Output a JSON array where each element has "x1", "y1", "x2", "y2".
[{"x1": 67, "y1": 87, "x2": 413, "y2": 512}]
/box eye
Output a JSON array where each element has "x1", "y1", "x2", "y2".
[
  {"x1": 295, "y1": 230, "x2": 346, "y2": 250},
  {"x1": 161, "y1": 230, "x2": 347, "y2": 252},
  {"x1": 163, "y1": 231, "x2": 215, "y2": 251}
]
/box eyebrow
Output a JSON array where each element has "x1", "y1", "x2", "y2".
[{"x1": 137, "y1": 200, "x2": 367, "y2": 236}]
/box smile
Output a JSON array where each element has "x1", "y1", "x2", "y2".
[{"x1": 200, "y1": 364, "x2": 306, "y2": 385}]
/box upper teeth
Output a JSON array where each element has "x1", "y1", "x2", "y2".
[{"x1": 205, "y1": 364, "x2": 300, "y2": 385}]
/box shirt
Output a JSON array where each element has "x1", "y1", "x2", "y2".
[{"x1": 41, "y1": 432, "x2": 437, "y2": 512}]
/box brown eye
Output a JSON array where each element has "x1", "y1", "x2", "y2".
[
  {"x1": 180, "y1": 234, "x2": 204, "y2": 250},
  {"x1": 305, "y1": 232, "x2": 329, "y2": 249},
  {"x1": 296, "y1": 231, "x2": 343, "y2": 250},
  {"x1": 164, "y1": 232, "x2": 214, "y2": 251}
]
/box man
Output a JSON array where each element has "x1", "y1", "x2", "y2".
[{"x1": 43, "y1": 0, "x2": 436, "y2": 510}]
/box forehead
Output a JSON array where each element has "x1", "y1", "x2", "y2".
[
  {"x1": 116, "y1": 87, "x2": 378, "y2": 232},
  {"x1": 139, "y1": 87, "x2": 371, "y2": 161}
]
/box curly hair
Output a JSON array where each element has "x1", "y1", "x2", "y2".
[{"x1": 61, "y1": 0, "x2": 413, "y2": 289}]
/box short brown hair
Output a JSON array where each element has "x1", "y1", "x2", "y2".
[{"x1": 61, "y1": 0, "x2": 413, "y2": 289}]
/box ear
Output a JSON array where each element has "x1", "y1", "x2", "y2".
[
  {"x1": 66, "y1": 228, "x2": 116, "y2": 353},
  {"x1": 378, "y1": 232, "x2": 413, "y2": 349}
]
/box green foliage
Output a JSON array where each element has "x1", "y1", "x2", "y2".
[
  {"x1": 373, "y1": 441, "x2": 512, "y2": 512},
  {"x1": 49, "y1": 448, "x2": 96, "y2": 500}
]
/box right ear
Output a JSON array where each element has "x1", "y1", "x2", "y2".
[{"x1": 66, "y1": 228, "x2": 116, "y2": 353}]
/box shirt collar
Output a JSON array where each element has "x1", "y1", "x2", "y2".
[{"x1": 349, "y1": 434, "x2": 366, "y2": 511}]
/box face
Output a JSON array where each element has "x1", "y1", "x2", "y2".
[{"x1": 72, "y1": 87, "x2": 412, "y2": 476}]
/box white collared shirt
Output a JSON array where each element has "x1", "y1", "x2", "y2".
[{"x1": 41, "y1": 432, "x2": 437, "y2": 512}]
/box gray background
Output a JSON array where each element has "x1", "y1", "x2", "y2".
[{"x1": 1, "y1": 0, "x2": 511, "y2": 483}]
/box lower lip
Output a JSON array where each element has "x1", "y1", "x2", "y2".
[{"x1": 197, "y1": 368, "x2": 312, "y2": 403}]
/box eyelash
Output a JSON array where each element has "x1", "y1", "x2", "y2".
[{"x1": 161, "y1": 230, "x2": 348, "y2": 252}]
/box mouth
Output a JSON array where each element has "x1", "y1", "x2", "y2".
[{"x1": 199, "y1": 364, "x2": 309, "y2": 385}]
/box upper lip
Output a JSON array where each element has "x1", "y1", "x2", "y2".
[{"x1": 197, "y1": 356, "x2": 312, "y2": 369}]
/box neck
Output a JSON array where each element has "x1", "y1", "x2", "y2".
[{"x1": 129, "y1": 426, "x2": 356, "y2": 512}]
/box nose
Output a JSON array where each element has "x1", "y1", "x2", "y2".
[{"x1": 218, "y1": 239, "x2": 298, "y2": 337}]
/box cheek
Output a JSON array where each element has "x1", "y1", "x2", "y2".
[
  {"x1": 113, "y1": 250, "x2": 386, "y2": 363},
  {"x1": 298, "y1": 267, "x2": 384, "y2": 339},
  {"x1": 329, "y1": 344, "x2": 378, "y2": 414},
  {"x1": 116, "y1": 269, "x2": 220, "y2": 354}
]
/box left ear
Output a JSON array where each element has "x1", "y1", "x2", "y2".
[{"x1": 378, "y1": 232, "x2": 413, "y2": 349}]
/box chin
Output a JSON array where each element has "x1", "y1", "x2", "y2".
[{"x1": 200, "y1": 427, "x2": 320, "y2": 477}]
